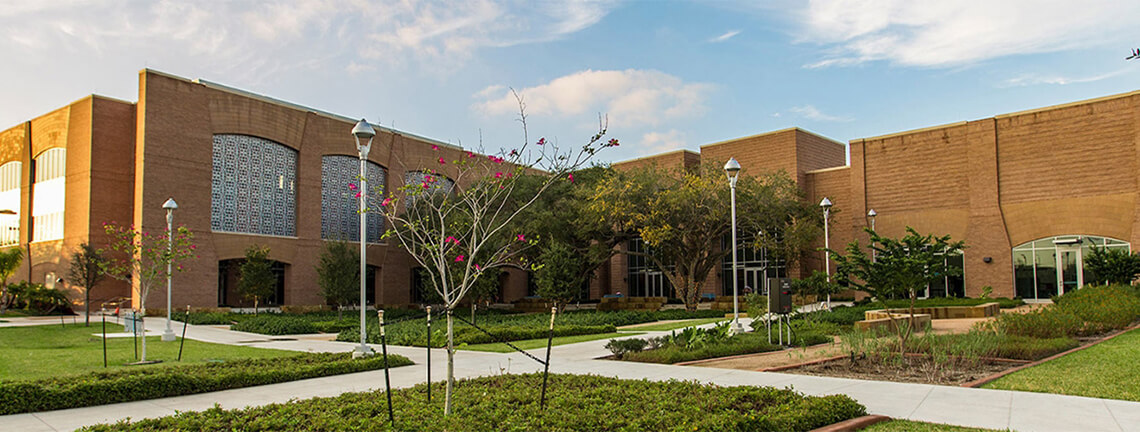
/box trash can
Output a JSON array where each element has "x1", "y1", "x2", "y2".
[{"x1": 122, "y1": 310, "x2": 144, "y2": 333}]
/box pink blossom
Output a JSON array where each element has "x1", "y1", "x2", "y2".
[
  {"x1": 509, "y1": 149, "x2": 518, "y2": 157},
  {"x1": 425, "y1": 175, "x2": 434, "y2": 182},
  {"x1": 422, "y1": 182, "x2": 430, "y2": 189},
  {"x1": 455, "y1": 255, "x2": 465, "y2": 262},
  {"x1": 438, "y1": 157, "x2": 447, "y2": 164},
  {"x1": 348, "y1": 183, "x2": 358, "y2": 190},
  {"x1": 516, "y1": 234, "x2": 525, "y2": 242},
  {"x1": 494, "y1": 172, "x2": 503, "y2": 179},
  {"x1": 432, "y1": 145, "x2": 439, "y2": 151},
  {"x1": 475, "y1": 264, "x2": 482, "y2": 272},
  {"x1": 537, "y1": 137, "x2": 546, "y2": 146},
  {"x1": 445, "y1": 236, "x2": 459, "y2": 245},
  {"x1": 354, "y1": 192, "x2": 362, "y2": 198},
  {"x1": 467, "y1": 151, "x2": 476, "y2": 158},
  {"x1": 568, "y1": 173, "x2": 575, "y2": 183},
  {"x1": 506, "y1": 173, "x2": 513, "y2": 178},
  {"x1": 381, "y1": 197, "x2": 391, "y2": 207},
  {"x1": 607, "y1": 139, "x2": 620, "y2": 147}
]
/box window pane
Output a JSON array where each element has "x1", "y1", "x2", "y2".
[
  {"x1": 1013, "y1": 250, "x2": 1035, "y2": 299},
  {"x1": 1035, "y1": 249, "x2": 1057, "y2": 299},
  {"x1": 321, "y1": 156, "x2": 385, "y2": 242},
  {"x1": 211, "y1": 135, "x2": 297, "y2": 236}
]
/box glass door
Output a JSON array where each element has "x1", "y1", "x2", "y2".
[
  {"x1": 645, "y1": 271, "x2": 666, "y2": 297},
  {"x1": 1055, "y1": 245, "x2": 1083, "y2": 295},
  {"x1": 743, "y1": 268, "x2": 765, "y2": 295}
]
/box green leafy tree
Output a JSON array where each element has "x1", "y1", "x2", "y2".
[
  {"x1": 535, "y1": 241, "x2": 588, "y2": 309},
  {"x1": 1084, "y1": 245, "x2": 1140, "y2": 285},
  {"x1": 238, "y1": 245, "x2": 276, "y2": 316},
  {"x1": 792, "y1": 270, "x2": 842, "y2": 306},
  {"x1": 830, "y1": 227, "x2": 965, "y2": 354},
  {"x1": 100, "y1": 222, "x2": 197, "y2": 362},
  {"x1": 316, "y1": 241, "x2": 359, "y2": 320},
  {"x1": 0, "y1": 247, "x2": 22, "y2": 314},
  {"x1": 588, "y1": 165, "x2": 819, "y2": 310},
  {"x1": 69, "y1": 243, "x2": 107, "y2": 326}
]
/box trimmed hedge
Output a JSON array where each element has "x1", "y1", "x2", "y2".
[
  {"x1": 82, "y1": 374, "x2": 866, "y2": 432},
  {"x1": 0, "y1": 353, "x2": 412, "y2": 415},
  {"x1": 620, "y1": 332, "x2": 832, "y2": 364},
  {"x1": 230, "y1": 315, "x2": 319, "y2": 335}
]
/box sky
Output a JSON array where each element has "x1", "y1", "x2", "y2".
[{"x1": 2, "y1": 0, "x2": 1139, "y2": 164}]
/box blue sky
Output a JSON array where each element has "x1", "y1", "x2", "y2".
[{"x1": 2, "y1": 0, "x2": 1139, "y2": 164}]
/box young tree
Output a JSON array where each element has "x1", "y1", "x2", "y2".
[
  {"x1": 0, "y1": 247, "x2": 22, "y2": 314},
  {"x1": 100, "y1": 223, "x2": 196, "y2": 362},
  {"x1": 535, "y1": 240, "x2": 589, "y2": 309},
  {"x1": 792, "y1": 270, "x2": 842, "y2": 309},
  {"x1": 69, "y1": 243, "x2": 107, "y2": 326},
  {"x1": 377, "y1": 105, "x2": 616, "y2": 415},
  {"x1": 238, "y1": 245, "x2": 276, "y2": 316},
  {"x1": 830, "y1": 227, "x2": 965, "y2": 354},
  {"x1": 588, "y1": 165, "x2": 819, "y2": 310},
  {"x1": 316, "y1": 241, "x2": 359, "y2": 319},
  {"x1": 1084, "y1": 245, "x2": 1140, "y2": 285}
]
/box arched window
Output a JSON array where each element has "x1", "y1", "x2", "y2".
[
  {"x1": 403, "y1": 171, "x2": 455, "y2": 208},
  {"x1": 321, "y1": 155, "x2": 386, "y2": 242},
  {"x1": 0, "y1": 162, "x2": 20, "y2": 246},
  {"x1": 32, "y1": 149, "x2": 65, "y2": 241},
  {"x1": 211, "y1": 135, "x2": 297, "y2": 236},
  {"x1": 1013, "y1": 235, "x2": 1129, "y2": 301}
]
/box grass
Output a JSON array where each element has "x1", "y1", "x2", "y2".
[
  {"x1": 621, "y1": 317, "x2": 727, "y2": 331},
  {"x1": 82, "y1": 374, "x2": 866, "y2": 431},
  {"x1": 0, "y1": 323, "x2": 293, "y2": 381},
  {"x1": 459, "y1": 331, "x2": 645, "y2": 353},
  {"x1": 982, "y1": 327, "x2": 1140, "y2": 401},
  {"x1": 863, "y1": 420, "x2": 1006, "y2": 431}
]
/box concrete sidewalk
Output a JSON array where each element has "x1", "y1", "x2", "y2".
[{"x1": 3, "y1": 317, "x2": 1139, "y2": 432}]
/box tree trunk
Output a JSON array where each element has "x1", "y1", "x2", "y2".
[
  {"x1": 445, "y1": 309, "x2": 455, "y2": 416},
  {"x1": 337, "y1": 306, "x2": 343, "y2": 320},
  {"x1": 254, "y1": 298, "x2": 259, "y2": 316},
  {"x1": 85, "y1": 289, "x2": 91, "y2": 327},
  {"x1": 139, "y1": 310, "x2": 147, "y2": 362}
]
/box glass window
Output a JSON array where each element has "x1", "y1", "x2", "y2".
[
  {"x1": 0, "y1": 162, "x2": 20, "y2": 246},
  {"x1": 1012, "y1": 235, "x2": 1128, "y2": 301},
  {"x1": 210, "y1": 135, "x2": 297, "y2": 237},
  {"x1": 32, "y1": 149, "x2": 65, "y2": 241},
  {"x1": 720, "y1": 231, "x2": 784, "y2": 295},
  {"x1": 321, "y1": 155, "x2": 385, "y2": 242},
  {"x1": 1014, "y1": 250, "x2": 1036, "y2": 299},
  {"x1": 627, "y1": 237, "x2": 673, "y2": 297}
]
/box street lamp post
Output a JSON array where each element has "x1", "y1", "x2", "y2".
[
  {"x1": 351, "y1": 119, "x2": 376, "y2": 358},
  {"x1": 161, "y1": 198, "x2": 178, "y2": 342},
  {"x1": 820, "y1": 197, "x2": 833, "y2": 310},
  {"x1": 867, "y1": 209, "x2": 877, "y2": 262},
  {"x1": 724, "y1": 157, "x2": 744, "y2": 335}
]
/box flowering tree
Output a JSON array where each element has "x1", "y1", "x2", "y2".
[
  {"x1": 100, "y1": 223, "x2": 197, "y2": 362},
  {"x1": 377, "y1": 107, "x2": 617, "y2": 415}
]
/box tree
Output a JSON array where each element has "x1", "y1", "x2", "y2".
[
  {"x1": 588, "y1": 165, "x2": 820, "y2": 310},
  {"x1": 0, "y1": 247, "x2": 22, "y2": 314},
  {"x1": 238, "y1": 245, "x2": 276, "y2": 316},
  {"x1": 317, "y1": 241, "x2": 359, "y2": 320},
  {"x1": 1084, "y1": 245, "x2": 1140, "y2": 285},
  {"x1": 535, "y1": 240, "x2": 589, "y2": 309},
  {"x1": 830, "y1": 227, "x2": 965, "y2": 354},
  {"x1": 69, "y1": 243, "x2": 107, "y2": 326},
  {"x1": 792, "y1": 270, "x2": 842, "y2": 307},
  {"x1": 377, "y1": 102, "x2": 616, "y2": 415},
  {"x1": 100, "y1": 223, "x2": 197, "y2": 362}
]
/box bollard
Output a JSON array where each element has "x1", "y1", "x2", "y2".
[
  {"x1": 540, "y1": 306, "x2": 556, "y2": 409},
  {"x1": 426, "y1": 305, "x2": 432, "y2": 403},
  {"x1": 102, "y1": 312, "x2": 108, "y2": 368},
  {"x1": 379, "y1": 309, "x2": 394, "y2": 425},
  {"x1": 178, "y1": 305, "x2": 189, "y2": 361}
]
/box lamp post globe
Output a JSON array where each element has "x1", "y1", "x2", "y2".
[
  {"x1": 352, "y1": 119, "x2": 376, "y2": 358},
  {"x1": 161, "y1": 198, "x2": 178, "y2": 342},
  {"x1": 724, "y1": 157, "x2": 744, "y2": 335},
  {"x1": 867, "y1": 209, "x2": 877, "y2": 262}
]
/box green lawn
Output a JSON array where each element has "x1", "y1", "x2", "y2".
[
  {"x1": 620, "y1": 317, "x2": 728, "y2": 332},
  {"x1": 863, "y1": 420, "x2": 1005, "y2": 431},
  {"x1": 982, "y1": 327, "x2": 1140, "y2": 401},
  {"x1": 0, "y1": 324, "x2": 293, "y2": 381},
  {"x1": 459, "y1": 332, "x2": 645, "y2": 353}
]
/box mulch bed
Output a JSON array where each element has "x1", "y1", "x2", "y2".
[{"x1": 786, "y1": 355, "x2": 1020, "y2": 386}]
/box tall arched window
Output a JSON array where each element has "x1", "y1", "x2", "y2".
[
  {"x1": 211, "y1": 135, "x2": 297, "y2": 236},
  {"x1": 32, "y1": 149, "x2": 65, "y2": 241},
  {"x1": 403, "y1": 171, "x2": 455, "y2": 208},
  {"x1": 0, "y1": 162, "x2": 20, "y2": 246},
  {"x1": 321, "y1": 155, "x2": 386, "y2": 242}
]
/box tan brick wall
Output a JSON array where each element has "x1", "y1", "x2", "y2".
[{"x1": 612, "y1": 150, "x2": 699, "y2": 172}]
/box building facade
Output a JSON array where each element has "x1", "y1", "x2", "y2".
[{"x1": 5, "y1": 70, "x2": 1138, "y2": 308}]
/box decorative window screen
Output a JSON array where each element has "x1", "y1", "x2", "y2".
[
  {"x1": 403, "y1": 171, "x2": 455, "y2": 208},
  {"x1": 320, "y1": 155, "x2": 386, "y2": 242},
  {"x1": 0, "y1": 162, "x2": 20, "y2": 246},
  {"x1": 210, "y1": 135, "x2": 297, "y2": 237},
  {"x1": 32, "y1": 149, "x2": 64, "y2": 242}
]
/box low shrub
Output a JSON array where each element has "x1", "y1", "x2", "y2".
[
  {"x1": 622, "y1": 332, "x2": 784, "y2": 364},
  {"x1": 795, "y1": 304, "x2": 875, "y2": 327},
  {"x1": 1055, "y1": 284, "x2": 1140, "y2": 334},
  {"x1": 0, "y1": 353, "x2": 412, "y2": 415},
  {"x1": 83, "y1": 374, "x2": 866, "y2": 432},
  {"x1": 992, "y1": 335, "x2": 1078, "y2": 360},
  {"x1": 5, "y1": 282, "x2": 73, "y2": 315},
  {"x1": 604, "y1": 338, "x2": 649, "y2": 357},
  {"x1": 231, "y1": 315, "x2": 318, "y2": 335},
  {"x1": 174, "y1": 312, "x2": 234, "y2": 325},
  {"x1": 989, "y1": 308, "x2": 1083, "y2": 339}
]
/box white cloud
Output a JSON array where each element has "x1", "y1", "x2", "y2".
[
  {"x1": 1000, "y1": 69, "x2": 1129, "y2": 88},
  {"x1": 641, "y1": 129, "x2": 687, "y2": 153},
  {"x1": 473, "y1": 69, "x2": 714, "y2": 128},
  {"x1": 789, "y1": 105, "x2": 852, "y2": 122},
  {"x1": 709, "y1": 30, "x2": 741, "y2": 43},
  {"x1": 795, "y1": 0, "x2": 1140, "y2": 68}
]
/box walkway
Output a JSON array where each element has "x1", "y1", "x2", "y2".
[{"x1": 2, "y1": 317, "x2": 1139, "y2": 432}]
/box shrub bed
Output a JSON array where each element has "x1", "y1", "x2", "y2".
[
  {"x1": 82, "y1": 374, "x2": 866, "y2": 432},
  {"x1": 0, "y1": 353, "x2": 412, "y2": 415},
  {"x1": 992, "y1": 285, "x2": 1140, "y2": 338},
  {"x1": 338, "y1": 309, "x2": 726, "y2": 347},
  {"x1": 613, "y1": 321, "x2": 833, "y2": 365},
  {"x1": 231, "y1": 315, "x2": 319, "y2": 335}
]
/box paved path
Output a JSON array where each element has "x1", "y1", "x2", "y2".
[{"x1": 3, "y1": 317, "x2": 1139, "y2": 432}]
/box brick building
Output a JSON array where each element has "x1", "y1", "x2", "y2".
[{"x1": 4, "y1": 70, "x2": 1137, "y2": 309}]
